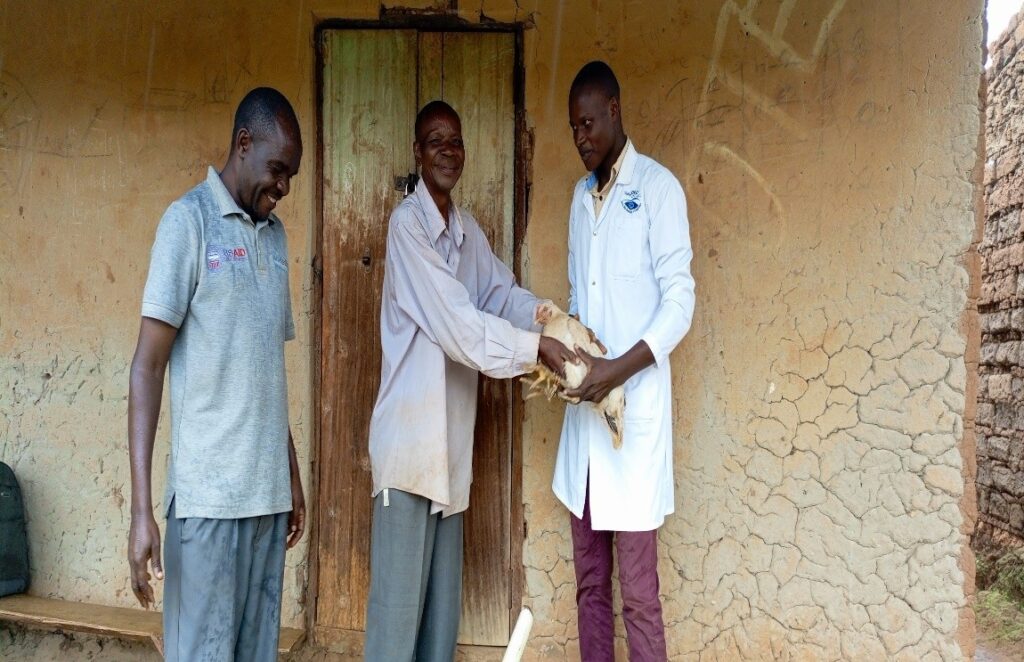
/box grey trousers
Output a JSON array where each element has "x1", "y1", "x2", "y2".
[
  {"x1": 364, "y1": 489, "x2": 464, "y2": 662},
  {"x1": 163, "y1": 499, "x2": 288, "y2": 662}
]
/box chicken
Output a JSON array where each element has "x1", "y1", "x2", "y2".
[{"x1": 522, "y1": 301, "x2": 626, "y2": 449}]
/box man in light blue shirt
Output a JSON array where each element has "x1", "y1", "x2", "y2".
[{"x1": 364, "y1": 100, "x2": 574, "y2": 661}]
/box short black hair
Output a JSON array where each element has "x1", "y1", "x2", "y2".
[
  {"x1": 570, "y1": 61, "x2": 620, "y2": 101},
  {"x1": 231, "y1": 87, "x2": 300, "y2": 148},
  {"x1": 415, "y1": 100, "x2": 460, "y2": 141}
]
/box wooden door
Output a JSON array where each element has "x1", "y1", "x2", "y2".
[{"x1": 316, "y1": 29, "x2": 517, "y2": 648}]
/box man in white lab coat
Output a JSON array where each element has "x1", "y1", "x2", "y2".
[{"x1": 553, "y1": 61, "x2": 696, "y2": 661}]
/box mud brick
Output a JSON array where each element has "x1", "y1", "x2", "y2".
[
  {"x1": 988, "y1": 490, "x2": 1010, "y2": 521},
  {"x1": 983, "y1": 311, "x2": 1011, "y2": 333},
  {"x1": 993, "y1": 465, "x2": 1024, "y2": 498},
  {"x1": 1011, "y1": 308, "x2": 1024, "y2": 330},
  {"x1": 978, "y1": 402, "x2": 996, "y2": 426},
  {"x1": 989, "y1": 374, "x2": 1014, "y2": 401},
  {"x1": 988, "y1": 435, "x2": 1013, "y2": 462},
  {"x1": 994, "y1": 402, "x2": 1016, "y2": 428},
  {"x1": 1009, "y1": 243, "x2": 1024, "y2": 267},
  {"x1": 978, "y1": 462, "x2": 993, "y2": 488},
  {"x1": 1010, "y1": 501, "x2": 1024, "y2": 531},
  {"x1": 995, "y1": 341, "x2": 1020, "y2": 364}
]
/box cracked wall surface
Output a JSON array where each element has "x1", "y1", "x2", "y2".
[
  {"x1": 516, "y1": 1, "x2": 983, "y2": 659},
  {"x1": 978, "y1": 9, "x2": 1024, "y2": 547},
  {"x1": 0, "y1": 1, "x2": 981, "y2": 660}
]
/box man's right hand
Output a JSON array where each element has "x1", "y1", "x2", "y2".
[
  {"x1": 538, "y1": 335, "x2": 577, "y2": 378},
  {"x1": 128, "y1": 513, "x2": 163, "y2": 609},
  {"x1": 127, "y1": 317, "x2": 176, "y2": 609}
]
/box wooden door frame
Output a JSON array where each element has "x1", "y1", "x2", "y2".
[{"x1": 308, "y1": 15, "x2": 530, "y2": 646}]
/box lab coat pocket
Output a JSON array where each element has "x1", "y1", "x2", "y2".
[
  {"x1": 623, "y1": 413, "x2": 654, "y2": 440},
  {"x1": 623, "y1": 371, "x2": 658, "y2": 422},
  {"x1": 610, "y1": 215, "x2": 645, "y2": 280}
]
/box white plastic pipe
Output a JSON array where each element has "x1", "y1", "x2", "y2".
[{"x1": 502, "y1": 607, "x2": 534, "y2": 662}]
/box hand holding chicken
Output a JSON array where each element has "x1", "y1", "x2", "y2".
[{"x1": 523, "y1": 302, "x2": 626, "y2": 448}]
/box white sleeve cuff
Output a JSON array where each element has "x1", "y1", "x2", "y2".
[
  {"x1": 513, "y1": 330, "x2": 542, "y2": 373},
  {"x1": 640, "y1": 332, "x2": 667, "y2": 369}
]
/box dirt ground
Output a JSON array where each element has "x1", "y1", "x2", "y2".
[{"x1": 977, "y1": 636, "x2": 1024, "y2": 662}]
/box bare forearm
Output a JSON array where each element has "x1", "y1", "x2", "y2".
[
  {"x1": 285, "y1": 427, "x2": 306, "y2": 548},
  {"x1": 612, "y1": 340, "x2": 656, "y2": 383},
  {"x1": 287, "y1": 429, "x2": 300, "y2": 481},
  {"x1": 128, "y1": 363, "x2": 164, "y2": 516}
]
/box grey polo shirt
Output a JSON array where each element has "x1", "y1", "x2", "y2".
[{"x1": 141, "y1": 166, "x2": 295, "y2": 520}]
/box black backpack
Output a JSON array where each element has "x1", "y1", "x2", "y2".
[{"x1": 0, "y1": 462, "x2": 29, "y2": 596}]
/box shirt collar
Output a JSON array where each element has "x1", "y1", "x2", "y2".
[
  {"x1": 414, "y1": 177, "x2": 464, "y2": 248},
  {"x1": 588, "y1": 139, "x2": 637, "y2": 192},
  {"x1": 206, "y1": 165, "x2": 277, "y2": 225}
]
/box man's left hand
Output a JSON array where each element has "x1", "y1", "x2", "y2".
[
  {"x1": 538, "y1": 336, "x2": 577, "y2": 379},
  {"x1": 287, "y1": 473, "x2": 306, "y2": 549},
  {"x1": 564, "y1": 350, "x2": 627, "y2": 404}
]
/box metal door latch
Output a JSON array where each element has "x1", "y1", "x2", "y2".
[{"x1": 394, "y1": 172, "x2": 419, "y2": 195}]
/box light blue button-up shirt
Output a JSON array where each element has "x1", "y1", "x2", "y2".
[{"x1": 369, "y1": 179, "x2": 542, "y2": 517}]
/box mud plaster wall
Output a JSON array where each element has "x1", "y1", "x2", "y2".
[
  {"x1": 515, "y1": 1, "x2": 983, "y2": 660},
  {"x1": 978, "y1": 9, "x2": 1024, "y2": 548},
  {"x1": 0, "y1": 1, "x2": 981, "y2": 660},
  {"x1": 0, "y1": 1, "x2": 329, "y2": 653}
]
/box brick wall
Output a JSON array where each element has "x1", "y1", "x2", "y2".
[{"x1": 979, "y1": 10, "x2": 1024, "y2": 545}]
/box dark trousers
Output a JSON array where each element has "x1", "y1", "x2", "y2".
[{"x1": 570, "y1": 485, "x2": 667, "y2": 662}]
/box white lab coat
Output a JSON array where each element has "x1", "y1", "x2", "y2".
[{"x1": 552, "y1": 142, "x2": 695, "y2": 531}]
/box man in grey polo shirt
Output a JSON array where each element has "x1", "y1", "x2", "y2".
[{"x1": 127, "y1": 87, "x2": 304, "y2": 661}]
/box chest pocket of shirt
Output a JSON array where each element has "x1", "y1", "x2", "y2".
[{"x1": 609, "y1": 213, "x2": 646, "y2": 280}]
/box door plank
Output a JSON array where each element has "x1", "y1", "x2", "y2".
[
  {"x1": 440, "y1": 31, "x2": 516, "y2": 647},
  {"x1": 418, "y1": 32, "x2": 444, "y2": 104},
  {"x1": 442, "y1": 32, "x2": 516, "y2": 262},
  {"x1": 318, "y1": 28, "x2": 418, "y2": 632},
  {"x1": 317, "y1": 28, "x2": 517, "y2": 646}
]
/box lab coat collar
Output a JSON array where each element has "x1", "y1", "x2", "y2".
[{"x1": 586, "y1": 139, "x2": 638, "y2": 191}]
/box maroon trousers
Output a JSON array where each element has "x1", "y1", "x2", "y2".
[{"x1": 570, "y1": 485, "x2": 667, "y2": 662}]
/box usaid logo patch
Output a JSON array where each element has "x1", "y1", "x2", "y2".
[
  {"x1": 207, "y1": 248, "x2": 223, "y2": 272},
  {"x1": 622, "y1": 190, "x2": 641, "y2": 213},
  {"x1": 207, "y1": 245, "x2": 248, "y2": 272}
]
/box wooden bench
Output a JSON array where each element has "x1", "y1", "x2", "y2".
[{"x1": 0, "y1": 594, "x2": 305, "y2": 656}]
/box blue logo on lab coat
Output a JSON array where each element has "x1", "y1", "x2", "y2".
[{"x1": 622, "y1": 190, "x2": 641, "y2": 213}]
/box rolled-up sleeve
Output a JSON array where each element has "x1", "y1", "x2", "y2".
[
  {"x1": 141, "y1": 201, "x2": 201, "y2": 328},
  {"x1": 639, "y1": 174, "x2": 696, "y2": 368},
  {"x1": 389, "y1": 211, "x2": 540, "y2": 378}
]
